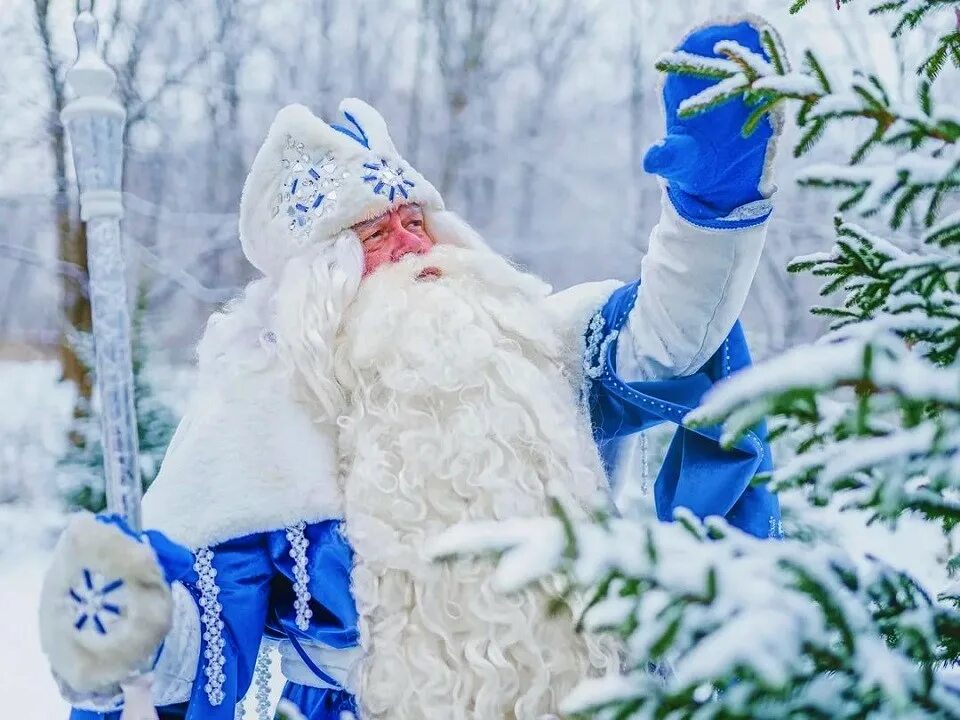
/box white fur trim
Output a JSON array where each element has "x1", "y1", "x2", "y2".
[
  {"x1": 142, "y1": 358, "x2": 342, "y2": 550},
  {"x1": 544, "y1": 279, "x2": 624, "y2": 383},
  {"x1": 240, "y1": 100, "x2": 443, "y2": 278},
  {"x1": 143, "y1": 273, "x2": 342, "y2": 549},
  {"x1": 39, "y1": 514, "x2": 173, "y2": 695}
]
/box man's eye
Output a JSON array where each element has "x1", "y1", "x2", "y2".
[
  {"x1": 406, "y1": 219, "x2": 423, "y2": 230},
  {"x1": 365, "y1": 229, "x2": 386, "y2": 243}
]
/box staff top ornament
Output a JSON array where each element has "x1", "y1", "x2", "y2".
[{"x1": 240, "y1": 99, "x2": 444, "y2": 278}]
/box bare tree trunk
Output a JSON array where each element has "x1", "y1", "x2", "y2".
[
  {"x1": 355, "y1": 4, "x2": 370, "y2": 98},
  {"x1": 315, "y1": 0, "x2": 335, "y2": 115},
  {"x1": 35, "y1": 0, "x2": 93, "y2": 408},
  {"x1": 628, "y1": 0, "x2": 648, "y2": 242},
  {"x1": 514, "y1": 1, "x2": 590, "y2": 240},
  {"x1": 406, "y1": 0, "x2": 429, "y2": 164}
]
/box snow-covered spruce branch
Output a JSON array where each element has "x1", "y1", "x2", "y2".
[
  {"x1": 688, "y1": 332, "x2": 960, "y2": 528},
  {"x1": 787, "y1": 217, "x2": 960, "y2": 364},
  {"x1": 429, "y1": 507, "x2": 960, "y2": 719},
  {"x1": 796, "y1": 151, "x2": 960, "y2": 230},
  {"x1": 790, "y1": 0, "x2": 960, "y2": 82}
]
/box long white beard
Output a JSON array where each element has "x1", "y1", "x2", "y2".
[{"x1": 333, "y1": 245, "x2": 618, "y2": 719}]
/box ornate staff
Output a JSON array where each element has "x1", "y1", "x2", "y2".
[{"x1": 61, "y1": 1, "x2": 143, "y2": 531}]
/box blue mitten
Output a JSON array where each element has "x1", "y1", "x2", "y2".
[
  {"x1": 39, "y1": 512, "x2": 191, "y2": 696},
  {"x1": 644, "y1": 18, "x2": 782, "y2": 229}
]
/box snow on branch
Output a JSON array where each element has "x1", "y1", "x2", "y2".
[
  {"x1": 689, "y1": 334, "x2": 960, "y2": 430},
  {"x1": 431, "y1": 506, "x2": 960, "y2": 718},
  {"x1": 797, "y1": 151, "x2": 960, "y2": 228}
]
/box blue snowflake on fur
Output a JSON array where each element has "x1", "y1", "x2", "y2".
[
  {"x1": 362, "y1": 158, "x2": 415, "y2": 202},
  {"x1": 272, "y1": 135, "x2": 348, "y2": 244},
  {"x1": 69, "y1": 568, "x2": 124, "y2": 635}
]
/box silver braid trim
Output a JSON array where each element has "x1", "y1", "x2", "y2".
[
  {"x1": 254, "y1": 644, "x2": 273, "y2": 720},
  {"x1": 286, "y1": 522, "x2": 313, "y2": 631},
  {"x1": 195, "y1": 547, "x2": 226, "y2": 706}
]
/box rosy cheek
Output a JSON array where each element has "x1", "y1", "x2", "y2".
[{"x1": 362, "y1": 245, "x2": 389, "y2": 276}]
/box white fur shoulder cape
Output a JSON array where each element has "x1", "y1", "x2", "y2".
[
  {"x1": 143, "y1": 277, "x2": 620, "y2": 551},
  {"x1": 142, "y1": 281, "x2": 343, "y2": 550}
]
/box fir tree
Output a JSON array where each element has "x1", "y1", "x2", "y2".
[
  {"x1": 434, "y1": 3, "x2": 960, "y2": 717},
  {"x1": 59, "y1": 284, "x2": 179, "y2": 512}
]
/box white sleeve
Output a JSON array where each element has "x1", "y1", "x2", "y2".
[
  {"x1": 617, "y1": 195, "x2": 767, "y2": 381},
  {"x1": 151, "y1": 581, "x2": 201, "y2": 706}
]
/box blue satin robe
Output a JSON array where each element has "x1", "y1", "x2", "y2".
[{"x1": 71, "y1": 280, "x2": 778, "y2": 720}]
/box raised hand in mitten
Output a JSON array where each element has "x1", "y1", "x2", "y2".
[
  {"x1": 39, "y1": 513, "x2": 192, "y2": 700},
  {"x1": 644, "y1": 18, "x2": 783, "y2": 229}
]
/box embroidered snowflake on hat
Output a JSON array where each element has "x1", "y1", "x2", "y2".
[
  {"x1": 362, "y1": 158, "x2": 415, "y2": 202},
  {"x1": 271, "y1": 135, "x2": 350, "y2": 245}
]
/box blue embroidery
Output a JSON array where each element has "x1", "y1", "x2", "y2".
[
  {"x1": 69, "y1": 568, "x2": 124, "y2": 635},
  {"x1": 331, "y1": 110, "x2": 370, "y2": 149},
  {"x1": 362, "y1": 157, "x2": 415, "y2": 200},
  {"x1": 272, "y1": 136, "x2": 347, "y2": 244}
]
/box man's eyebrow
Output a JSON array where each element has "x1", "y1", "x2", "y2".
[{"x1": 354, "y1": 215, "x2": 387, "y2": 232}]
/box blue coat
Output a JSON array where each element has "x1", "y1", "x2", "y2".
[{"x1": 71, "y1": 280, "x2": 778, "y2": 720}]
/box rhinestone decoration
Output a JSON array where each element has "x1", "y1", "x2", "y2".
[
  {"x1": 362, "y1": 157, "x2": 415, "y2": 201},
  {"x1": 270, "y1": 135, "x2": 345, "y2": 245},
  {"x1": 195, "y1": 547, "x2": 226, "y2": 706},
  {"x1": 253, "y1": 644, "x2": 273, "y2": 720},
  {"x1": 68, "y1": 568, "x2": 124, "y2": 635},
  {"x1": 720, "y1": 198, "x2": 773, "y2": 223},
  {"x1": 581, "y1": 311, "x2": 618, "y2": 402},
  {"x1": 286, "y1": 522, "x2": 313, "y2": 631}
]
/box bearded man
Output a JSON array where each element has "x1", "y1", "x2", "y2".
[{"x1": 39, "y1": 18, "x2": 783, "y2": 720}]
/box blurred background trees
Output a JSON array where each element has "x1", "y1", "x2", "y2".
[{"x1": 0, "y1": 0, "x2": 937, "y2": 507}]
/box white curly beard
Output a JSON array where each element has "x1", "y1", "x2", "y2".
[{"x1": 332, "y1": 245, "x2": 619, "y2": 719}]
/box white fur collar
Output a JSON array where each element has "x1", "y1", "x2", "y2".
[{"x1": 143, "y1": 293, "x2": 342, "y2": 550}]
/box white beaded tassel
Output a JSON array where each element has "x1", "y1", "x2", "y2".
[
  {"x1": 253, "y1": 644, "x2": 273, "y2": 720},
  {"x1": 639, "y1": 431, "x2": 650, "y2": 497},
  {"x1": 195, "y1": 547, "x2": 226, "y2": 706},
  {"x1": 285, "y1": 522, "x2": 313, "y2": 631}
]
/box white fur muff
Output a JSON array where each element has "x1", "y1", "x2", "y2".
[{"x1": 39, "y1": 513, "x2": 173, "y2": 695}]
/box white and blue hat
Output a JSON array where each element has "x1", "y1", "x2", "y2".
[{"x1": 240, "y1": 99, "x2": 444, "y2": 277}]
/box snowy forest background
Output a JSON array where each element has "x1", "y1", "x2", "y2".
[{"x1": 0, "y1": 0, "x2": 957, "y2": 717}]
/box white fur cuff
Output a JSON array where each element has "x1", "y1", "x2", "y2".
[{"x1": 39, "y1": 513, "x2": 173, "y2": 695}]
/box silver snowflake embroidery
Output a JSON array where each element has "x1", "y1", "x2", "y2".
[
  {"x1": 69, "y1": 568, "x2": 124, "y2": 635},
  {"x1": 362, "y1": 157, "x2": 415, "y2": 201},
  {"x1": 271, "y1": 135, "x2": 347, "y2": 244}
]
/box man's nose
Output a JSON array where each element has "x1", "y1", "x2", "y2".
[{"x1": 390, "y1": 227, "x2": 430, "y2": 261}]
